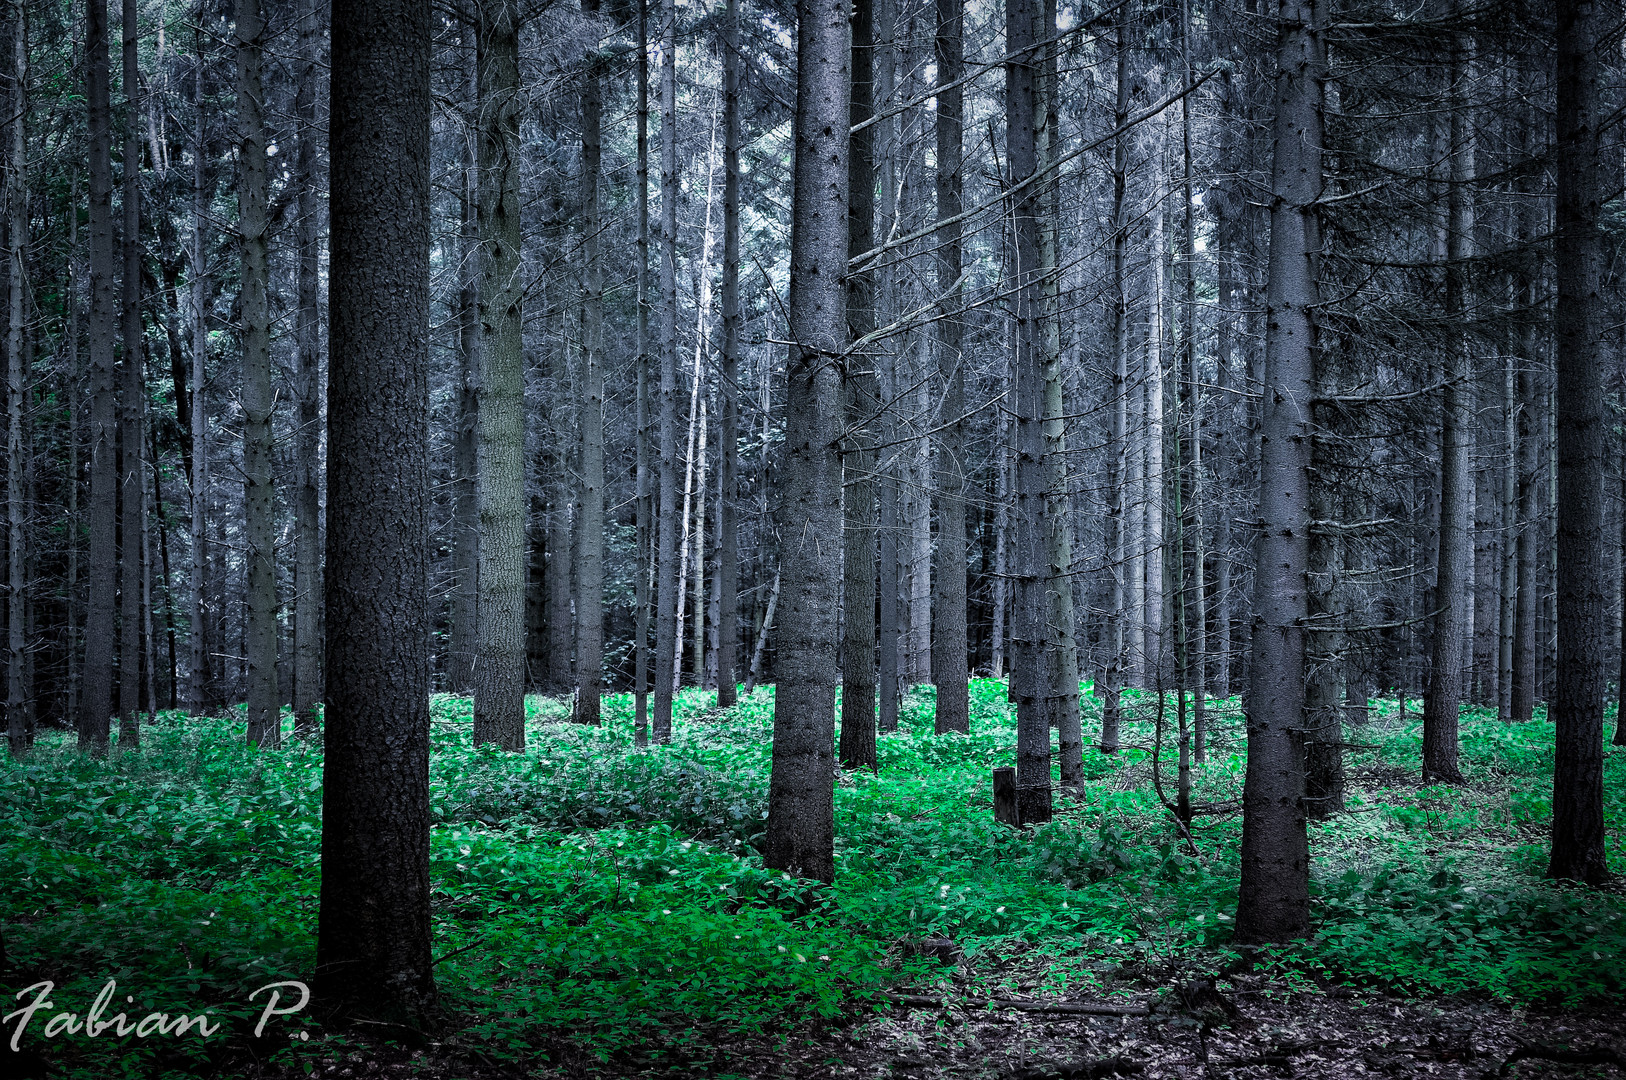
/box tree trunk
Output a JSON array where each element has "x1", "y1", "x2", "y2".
[
  {"x1": 187, "y1": 70, "x2": 211, "y2": 718},
  {"x1": 316, "y1": 0, "x2": 437, "y2": 1027},
  {"x1": 763, "y1": 0, "x2": 847, "y2": 882},
  {"x1": 840, "y1": 0, "x2": 879, "y2": 769},
  {"x1": 652, "y1": 0, "x2": 679, "y2": 740},
  {"x1": 716, "y1": 0, "x2": 740, "y2": 708},
  {"x1": 574, "y1": 0, "x2": 605, "y2": 726},
  {"x1": 1038, "y1": 0, "x2": 1080, "y2": 787},
  {"x1": 237, "y1": 0, "x2": 278, "y2": 749},
  {"x1": 1548, "y1": 0, "x2": 1609, "y2": 886},
  {"x1": 5, "y1": 1, "x2": 26, "y2": 757},
  {"x1": 633, "y1": 0, "x2": 651, "y2": 742},
  {"x1": 1421, "y1": 27, "x2": 1472, "y2": 786},
  {"x1": 119, "y1": 0, "x2": 143, "y2": 745},
  {"x1": 1234, "y1": 0, "x2": 1320, "y2": 947},
  {"x1": 1498, "y1": 346, "x2": 1517, "y2": 722},
  {"x1": 929, "y1": 0, "x2": 968, "y2": 737},
  {"x1": 471, "y1": 0, "x2": 526, "y2": 749},
  {"x1": 1144, "y1": 177, "x2": 1166, "y2": 691},
  {"x1": 1177, "y1": 10, "x2": 1207, "y2": 763},
  {"x1": 1007, "y1": 0, "x2": 1052, "y2": 826},
  {"x1": 79, "y1": 0, "x2": 117, "y2": 754},
  {"x1": 292, "y1": 0, "x2": 325, "y2": 734},
  {"x1": 446, "y1": 28, "x2": 479, "y2": 694},
  {"x1": 1100, "y1": 6, "x2": 1129, "y2": 750}
]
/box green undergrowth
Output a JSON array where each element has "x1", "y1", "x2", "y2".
[{"x1": 1, "y1": 682, "x2": 1621, "y2": 1077}]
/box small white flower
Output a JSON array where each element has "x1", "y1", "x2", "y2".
[
  {"x1": 996, "y1": 906, "x2": 1006, "y2": 914},
  {"x1": 778, "y1": 945, "x2": 787, "y2": 953},
  {"x1": 662, "y1": 909, "x2": 672, "y2": 915}
]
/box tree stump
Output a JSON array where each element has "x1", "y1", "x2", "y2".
[{"x1": 993, "y1": 766, "x2": 1020, "y2": 827}]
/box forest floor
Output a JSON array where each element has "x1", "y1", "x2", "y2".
[{"x1": 2, "y1": 681, "x2": 1622, "y2": 1079}]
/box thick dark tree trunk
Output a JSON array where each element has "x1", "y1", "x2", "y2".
[
  {"x1": 447, "y1": 30, "x2": 479, "y2": 694},
  {"x1": 316, "y1": 0, "x2": 438, "y2": 1027},
  {"x1": 1547, "y1": 0, "x2": 1610, "y2": 886},
  {"x1": 840, "y1": 0, "x2": 878, "y2": 770},
  {"x1": 292, "y1": 0, "x2": 325, "y2": 735},
  {"x1": 238, "y1": 0, "x2": 278, "y2": 749},
  {"x1": 79, "y1": 0, "x2": 116, "y2": 754},
  {"x1": 472, "y1": 0, "x2": 526, "y2": 749},
  {"x1": 574, "y1": 0, "x2": 605, "y2": 726},
  {"x1": 1234, "y1": 0, "x2": 1320, "y2": 947},
  {"x1": 1007, "y1": 0, "x2": 1052, "y2": 825},
  {"x1": 930, "y1": 0, "x2": 968, "y2": 736},
  {"x1": 764, "y1": 0, "x2": 847, "y2": 882}
]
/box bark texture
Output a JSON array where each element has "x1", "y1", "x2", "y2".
[
  {"x1": 1548, "y1": 0, "x2": 1610, "y2": 886},
  {"x1": 472, "y1": 0, "x2": 527, "y2": 750},
  {"x1": 931, "y1": 0, "x2": 969, "y2": 737},
  {"x1": 1234, "y1": 0, "x2": 1320, "y2": 947},
  {"x1": 1007, "y1": 0, "x2": 1052, "y2": 826},
  {"x1": 840, "y1": 0, "x2": 878, "y2": 770},
  {"x1": 1421, "y1": 27, "x2": 1472, "y2": 786},
  {"x1": 316, "y1": 0, "x2": 438, "y2": 1026},
  {"x1": 574, "y1": 0, "x2": 605, "y2": 726},
  {"x1": 79, "y1": 0, "x2": 116, "y2": 754},
  {"x1": 238, "y1": 0, "x2": 279, "y2": 749},
  {"x1": 764, "y1": 0, "x2": 847, "y2": 882},
  {"x1": 293, "y1": 0, "x2": 325, "y2": 734}
]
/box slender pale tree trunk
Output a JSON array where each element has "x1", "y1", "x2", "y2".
[
  {"x1": 1234, "y1": 0, "x2": 1321, "y2": 947},
  {"x1": 1422, "y1": 26, "x2": 1472, "y2": 785},
  {"x1": 652, "y1": 0, "x2": 679, "y2": 741},
  {"x1": 472, "y1": 0, "x2": 526, "y2": 749},
  {"x1": 292, "y1": 0, "x2": 325, "y2": 733},
  {"x1": 688, "y1": 401, "x2": 708, "y2": 682},
  {"x1": 840, "y1": 0, "x2": 879, "y2": 769},
  {"x1": 633, "y1": 0, "x2": 651, "y2": 742},
  {"x1": 1547, "y1": 0, "x2": 1609, "y2": 886},
  {"x1": 763, "y1": 0, "x2": 847, "y2": 882},
  {"x1": 1008, "y1": 0, "x2": 1052, "y2": 825},
  {"x1": 929, "y1": 0, "x2": 968, "y2": 736},
  {"x1": 574, "y1": 0, "x2": 605, "y2": 725},
  {"x1": 5, "y1": 1, "x2": 26, "y2": 756},
  {"x1": 80, "y1": 0, "x2": 117, "y2": 754},
  {"x1": 716, "y1": 0, "x2": 741, "y2": 707},
  {"x1": 1126, "y1": 332, "x2": 1146, "y2": 689},
  {"x1": 236, "y1": 0, "x2": 278, "y2": 748},
  {"x1": 1143, "y1": 155, "x2": 1166, "y2": 688}
]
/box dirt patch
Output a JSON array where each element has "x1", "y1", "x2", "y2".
[{"x1": 249, "y1": 978, "x2": 1624, "y2": 1080}]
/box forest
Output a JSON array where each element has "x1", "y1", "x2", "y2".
[{"x1": 0, "y1": 0, "x2": 1624, "y2": 1076}]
